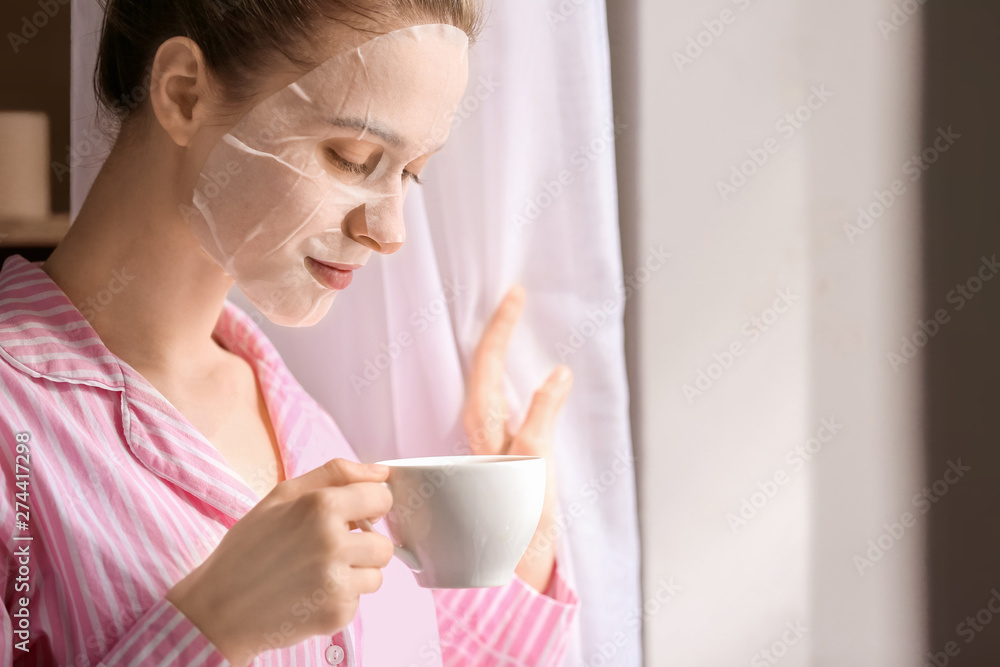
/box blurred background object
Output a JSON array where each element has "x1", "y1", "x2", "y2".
[
  {"x1": 0, "y1": 0, "x2": 70, "y2": 257},
  {"x1": 0, "y1": 111, "x2": 51, "y2": 219}
]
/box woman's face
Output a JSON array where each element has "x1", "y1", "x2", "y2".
[{"x1": 184, "y1": 23, "x2": 470, "y2": 326}]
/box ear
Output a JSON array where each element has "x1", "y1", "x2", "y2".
[{"x1": 149, "y1": 37, "x2": 218, "y2": 148}]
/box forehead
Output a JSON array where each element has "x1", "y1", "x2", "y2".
[{"x1": 289, "y1": 23, "x2": 470, "y2": 152}]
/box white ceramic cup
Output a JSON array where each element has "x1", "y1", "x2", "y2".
[{"x1": 357, "y1": 454, "x2": 546, "y2": 588}]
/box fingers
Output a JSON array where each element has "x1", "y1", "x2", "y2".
[
  {"x1": 473, "y1": 284, "x2": 525, "y2": 368},
  {"x1": 516, "y1": 365, "x2": 573, "y2": 449},
  {"x1": 340, "y1": 482, "x2": 394, "y2": 524},
  {"x1": 324, "y1": 566, "x2": 383, "y2": 610},
  {"x1": 349, "y1": 566, "x2": 385, "y2": 595},
  {"x1": 469, "y1": 285, "x2": 524, "y2": 394},
  {"x1": 464, "y1": 285, "x2": 525, "y2": 453},
  {"x1": 331, "y1": 534, "x2": 391, "y2": 597},
  {"x1": 281, "y1": 458, "x2": 389, "y2": 496},
  {"x1": 299, "y1": 482, "x2": 394, "y2": 528},
  {"x1": 340, "y1": 531, "x2": 395, "y2": 569}
]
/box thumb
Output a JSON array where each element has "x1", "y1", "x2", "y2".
[
  {"x1": 279, "y1": 457, "x2": 389, "y2": 497},
  {"x1": 517, "y1": 365, "x2": 573, "y2": 448}
]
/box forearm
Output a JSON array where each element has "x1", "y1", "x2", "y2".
[{"x1": 166, "y1": 564, "x2": 250, "y2": 666}]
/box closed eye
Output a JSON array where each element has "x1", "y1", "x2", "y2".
[
  {"x1": 324, "y1": 147, "x2": 370, "y2": 177},
  {"x1": 323, "y1": 147, "x2": 424, "y2": 185}
]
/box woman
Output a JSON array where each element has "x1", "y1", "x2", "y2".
[{"x1": 0, "y1": 1, "x2": 578, "y2": 665}]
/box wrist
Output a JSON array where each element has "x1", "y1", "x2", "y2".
[
  {"x1": 515, "y1": 517, "x2": 558, "y2": 593},
  {"x1": 167, "y1": 564, "x2": 255, "y2": 667}
]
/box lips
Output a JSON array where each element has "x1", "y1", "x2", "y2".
[{"x1": 306, "y1": 256, "x2": 361, "y2": 291}]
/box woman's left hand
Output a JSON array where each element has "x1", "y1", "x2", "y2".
[{"x1": 461, "y1": 284, "x2": 573, "y2": 593}]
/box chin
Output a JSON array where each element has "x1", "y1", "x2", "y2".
[{"x1": 258, "y1": 290, "x2": 338, "y2": 328}]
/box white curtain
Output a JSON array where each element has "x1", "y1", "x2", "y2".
[{"x1": 71, "y1": 1, "x2": 641, "y2": 665}]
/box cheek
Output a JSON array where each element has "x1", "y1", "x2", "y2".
[{"x1": 198, "y1": 150, "x2": 333, "y2": 256}]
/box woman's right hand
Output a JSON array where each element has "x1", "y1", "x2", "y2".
[{"x1": 165, "y1": 458, "x2": 395, "y2": 666}]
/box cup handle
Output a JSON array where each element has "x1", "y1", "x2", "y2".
[{"x1": 356, "y1": 518, "x2": 423, "y2": 573}]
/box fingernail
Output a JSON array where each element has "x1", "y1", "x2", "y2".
[
  {"x1": 368, "y1": 463, "x2": 389, "y2": 474},
  {"x1": 554, "y1": 366, "x2": 571, "y2": 383}
]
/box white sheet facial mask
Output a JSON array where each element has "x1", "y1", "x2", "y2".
[{"x1": 184, "y1": 23, "x2": 469, "y2": 326}]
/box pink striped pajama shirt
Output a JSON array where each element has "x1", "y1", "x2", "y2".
[{"x1": 0, "y1": 254, "x2": 579, "y2": 666}]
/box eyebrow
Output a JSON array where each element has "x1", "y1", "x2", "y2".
[{"x1": 325, "y1": 116, "x2": 445, "y2": 153}]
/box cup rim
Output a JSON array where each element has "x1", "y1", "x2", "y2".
[{"x1": 374, "y1": 454, "x2": 543, "y2": 467}]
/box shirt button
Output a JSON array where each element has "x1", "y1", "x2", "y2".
[{"x1": 325, "y1": 644, "x2": 345, "y2": 665}]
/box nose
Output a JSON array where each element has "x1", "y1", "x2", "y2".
[{"x1": 342, "y1": 198, "x2": 405, "y2": 255}]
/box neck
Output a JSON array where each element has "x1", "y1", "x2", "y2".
[{"x1": 42, "y1": 131, "x2": 235, "y2": 376}]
